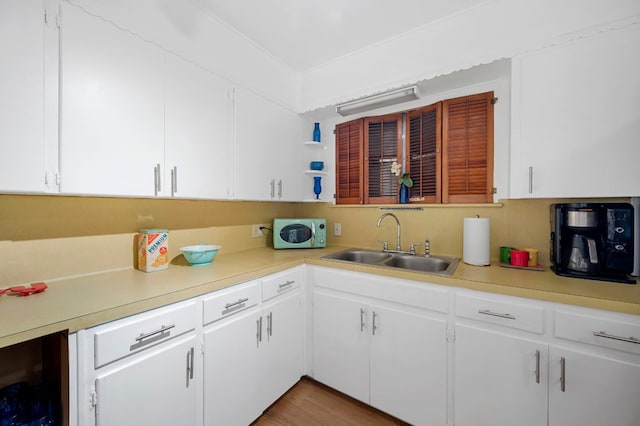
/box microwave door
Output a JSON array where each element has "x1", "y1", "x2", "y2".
[{"x1": 280, "y1": 224, "x2": 312, "y2": 245}]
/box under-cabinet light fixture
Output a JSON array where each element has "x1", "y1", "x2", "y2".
[{"x1": 336, "y1": 85, "x2": 419, "y2": 116}]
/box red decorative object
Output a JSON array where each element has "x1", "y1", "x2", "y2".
[{"x1": 0, "y1": 282, "x2": 48, "y2": 296}]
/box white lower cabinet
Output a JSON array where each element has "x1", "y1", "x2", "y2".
[
  {"x1": 453, "y1": 290, "x2": 640, "y2": 426},
  {"x1": 94, "y1": 335, "x2": 197, "y2": 426},
  {"x1": 548, "y1": 346, "x2": 640, "y2": 426},
  {"x1": 72, "y1": 265, "x2": 640, "y2": 426},
  {"x1": 312, "y1": 267, "x2": 449, "y2": 425},
  {"x1": 76, "y1": 300, "x2": 197, "y2": 426},
  {"x1": 203, "y1": 307, "x2": 262, "y2": 426},
  {"x1": 453, "y1": 324, "x2": 547, "y2": 426},
  {"x1": 203, "y1": 268, "x2": 304, "y2": 426}
]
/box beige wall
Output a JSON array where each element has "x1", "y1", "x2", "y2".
[
  {"x1": 295, "y1": 200, "x2": 552, "y2": 264},
  {"x1": 0, "y1": 194, "x2": 297, "y2": 241},
  {"x1": 1, "y1": 194, "x2": 628, "y2": 272},
  {"x1": 295, "y1": 198, "x2": 630, "y2": 265}
]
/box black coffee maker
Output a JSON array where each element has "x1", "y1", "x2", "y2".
[{"x1": 551, "y1": 203, "x2": 636, "y2": 284}]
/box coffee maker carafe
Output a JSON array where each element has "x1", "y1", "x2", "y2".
[
  {"x1": 551, "y1": 203, "x2": 635, "y2": 284},
  {"x1": 567, "y1": 234, "x2": 599, "y2": 274}
]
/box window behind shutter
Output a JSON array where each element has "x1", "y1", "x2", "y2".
[
  {"x1": 335, "y1": 119, "x2": 364, "y2": 204},
  {"x1": 407, "y1": 103, "x2": 442, "y2": 203},
  {"x1": 364, "y1": 114, "x2": 402, "y2": 204},
  {"x1": 442, "y1": 92, "x2": 494, "y2": 203}
]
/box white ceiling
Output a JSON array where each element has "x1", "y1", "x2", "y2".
[{"x1": 194, "y1": 0, "x2": 489, "y2": 71}]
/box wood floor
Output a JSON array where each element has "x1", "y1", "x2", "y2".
[{"x1": 251, "y1": 377, "x2": 410, "y2": 426}]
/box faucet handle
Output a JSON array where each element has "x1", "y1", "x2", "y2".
[
  {"x1": 409, "y1": 242, "x2": 422, "y2": 255},
  {"x1": 424, "y1": 237, "x2": 431, "y2": 257},
  {"x1": 377, "y1": 240, "x2": 389, "y2": 251}
]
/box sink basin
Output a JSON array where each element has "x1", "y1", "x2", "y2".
[
  {"x1": 323, "y1": 249, "x2": 392, "y2": 265},
  {"x1": 383, "y1": 255, "x2": 456, "y2": 273},
  {"x1": 321, "y1": 248, "x2": 459, "y2": 276}
]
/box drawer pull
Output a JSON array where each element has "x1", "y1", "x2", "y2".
[
  {"x1": 225, "y1": 298, "x2": 249, "y2": 309},
  {"x1": 478, "y1": 309, "x2": 516, "y2": 320},
  {"x1": 560, "y1": 357, "x2": 566, "y2": 392},
  {"x1": 135, "y1": 324, "x2": 175, "y2": 342},
  {"x1": 535, "y1": 350, "x2": 541, "y2": 384},
  {"x1": 278, "y1": 280, "x2": 295, "y2": 291},
  {"x1": 593, "y1": 331, "x2": 640, "y2": 345}
]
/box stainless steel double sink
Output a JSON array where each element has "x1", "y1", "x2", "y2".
[{"x1": 321, "y1": 248, "x2": 459, "y2": 276}]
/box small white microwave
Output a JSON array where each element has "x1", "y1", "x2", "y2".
[{"x1": 273, "y1": 218, "x2": 327, "y2": 249}]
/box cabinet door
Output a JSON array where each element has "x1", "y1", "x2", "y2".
[
  {"x1": 203, "y1": 308, "x2": 262, "y2": 426},
  {"x1": 510, "y1": 26, "x2": 640, "y2": 198},
  {"x1": 369, "y1": 304, "x2": 447, "y2": 426},
  {"x1": 0, "y1": 0, "x2": 47, "y2": 192},
  {"x1": 59, "y1": 3, "x2": 164, "y2": 196},
  {"x1": 234, "y1": 88, "x2": 303, "y2": 201},
  {"x1": 549, "y1": 346, "x2": 640, "y2": 426},
  {"x1": 165, "y1": 55, "x2": 232, "y2": 199},
  {"x1": 94, "y1": 335, "x2": 196, "y2": 426},
  {"x1": 454, "y1": 324, "x2": 547, "y2": 426},
  {"x1": 312, "y1": 290, "x2": 369, "y2": 403},
  {"x1": 259, "y1": 292, "x2": 304, "y2": 409}
]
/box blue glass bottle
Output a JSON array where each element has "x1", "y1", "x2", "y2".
[
  {"x1": 313, "y1": 122, "x2": 321, "y2": 142},
  {"x1": 399, "y1": 183, "x2": 409, "y2": 204},
  {"x1": 313, "y1": 176, "x2": 322, "y2": 199}
]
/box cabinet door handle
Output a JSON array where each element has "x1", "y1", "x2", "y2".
[
  {"x1": 372, "y1": 311, "x2": 378, "y2": 336},
  {"x1": 360, "y1": 308, "x2": 366, "y2": 332},
  {"x1": 267, "y1": 312, "x2": 273, "y2": 337},
  {"x1": 277, "y1": 179, "x2": 283, "y2": 198},
  {"x1": 270, "y1": 179, "x2": 275, "y2": 199},
  {"x1": 593, "y1": 331, "x2": 640, "y2": 345},
  {"x1": 171, "y1": 166, "x2": 177, "y2": 196},
  {"x1": 528, "y1": 166, "x2": 533, "y2": 194},
  {"x1": 256, "y1": 317, "x2": 263, "y2": 346},
  {"x1": 535, "y1": 350, "x2": 541, "y2": 384},
  {"x1": 186, "y1": 347, "x2": 194, "y2": 387},
  {"x1": 560, "y1": 356, "x2": 566, "y2": 392},
  {"x1": 154, "y1": 164, "x2": 161, "y2": 196},
  {"x1": 478, "y1": 309, "x2": 516, "y2": 320},
  {"x1": 135, "y1": 324, "x2": 175, "y2": 343}
]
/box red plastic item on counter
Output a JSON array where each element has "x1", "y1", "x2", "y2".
[{"x1": 0, "y1": 282, "x2": 48, "y2": 296}]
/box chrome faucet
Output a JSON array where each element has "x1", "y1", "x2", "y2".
[{"x1": 376, "y1": 213, "x2": 402, "y2": 251}]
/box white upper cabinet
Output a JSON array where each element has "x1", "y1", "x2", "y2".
[
  {"x1": 59, "y1": 3, "x2": 165, "y2": 197},
  {"x1": 234, "y1": 88, "x2": 303, "y2": 201},
  {"x1": 510, "y1": 25, "x2": 640, "y2": 198},
  {"x1": 165, "y1": 55, "x2": 232, "y2": 199},
  {"x1": 0, "y1": 0, "x2": 57, "y2": 193},
  {"x1": 58, "y1": 4, "x2": 234, "y2": 199}
]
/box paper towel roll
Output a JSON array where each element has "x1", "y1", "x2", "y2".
[{"x1": 463, "y1": 217, "x2": 490, "y2": 266}]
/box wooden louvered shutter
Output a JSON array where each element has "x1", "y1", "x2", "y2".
[
  {"x1": 364, "y1": 114, "x2": 403, "y2": 204},
  {"x1": 335, "y1": 119, "x2": 364, "y2": 204},
  {"x1": 442, "y1": 92, "x2": 494, "y2": 203},
  {"x1": 407, "y1": 103, "x2": 442, "y2": 203}
]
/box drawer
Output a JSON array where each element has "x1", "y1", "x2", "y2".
[
  {"x1": 456, "y1": 292, "x2": 545, "y2": 334},
  {"x1": 94, "y1": 300, "x2": 196, "y2": 368},
  {"x1": 311, "y1": 266, "x2": 449, "y2": 313},
  {"x1": 262, "y1": 267, "x2": 303, "y2": 301},
  {"x1": 202, "y1": 280, "x2": 260, "y2": 325},
  {"x1": 555, "y1": 309, "x2": 640, "y2": 355}
]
